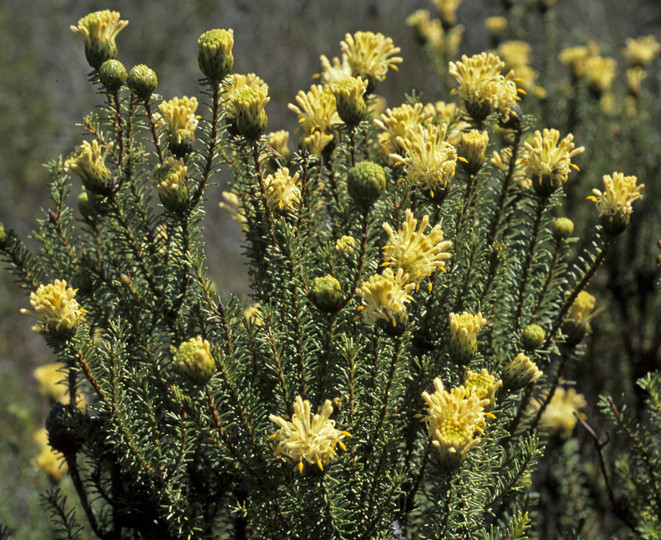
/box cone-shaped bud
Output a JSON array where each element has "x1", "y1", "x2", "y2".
[
  {"x1": 448, "y1": 312, "x2": 487, "y2": 365},
  {"x1": 310, "y1": 275, "x2": 344, "y2": 313},
  {"x1": 70, "y1": 10, "x2": 128, "y2": 70},
  {"x1": 332, "y1": 77, "x2": 368, "y2": 126},
  {"x1": 198, "y1": 29, "x2": 234, "y2": 82},
  {"x1": 46, "y1": 402, "x2": 83, "y2": 455},
  {"x1": 127, "y1": 64, "x2": 158, "y2": 100},
  {"x1": 64, "y1": 140, "x2": 114, "y2": 195},
  {"x1": 459, "y1": 130, "x2": 489, "y2": 175},
  {"x1": 552, "y1": 217, "x2": 574, "y2": 240},
  {"x1": 98, "y1": 59, "x2": 126, "y2": 92},
  {"x1": 173, "y1": 336, "x2": 216, "y2": 384},
  {"x1": 347, "y1": 161, "x2": 386, "y2": 207},
  {"x1": 231, "y1": 87, "x2": 269, "y2": 140},
  {"x1": 151, "y1": 158, "x2": 189, "y2": 212},
  {"x1": 502, "y1": 353, "x2": 542, "y2": 391},
  {"x1": 521, "y1": 324, "x2": 546, "y2": 350}
]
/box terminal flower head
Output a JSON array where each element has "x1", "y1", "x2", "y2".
[
  {"x1": 269, "y1": 396, "x2": 350, "y2": 473},
  {"x1": 374, "y1": 103, "x2": 429, "y2": 156},
  {"x1": 223, "y1": 74, "x2": 270, "y2": 138},
  {"x1": 289, "y1": 84, "x2": 341, "y2": 139},
  {"x1": 264, "y1": 167, "x2": 301, "y2": 212},
  {"x1": 158, "y1": 97, "x2": 200, "y2": 158},
  {"x1": 503, "y1": 353, "x2": 543, "y2": 391},
  {"x1": 197, "y1": 28, "x2": 234, "y2": 81},
  {"x1": 587, "y1": 172, "x2": 644, "y2": 235},
  {"x1": 448, "y1": 52, "x2": 520, "y2": 122},
  {"x1": 33, "y1": 363, "x2": 67, "y2": 403},
  {"x1": 32, "y1": 428, "x2": 67, "y2": 483},
  {"x1": 357, "y1": 268, "x2": 415, "y2": 329},
  {"x1": 522, "y1": 129, "x2": 585, "y2": 197},
  {"x1": 70, "y1": 10, "x2": 128, "y2": 69},
  {"x1": 336, "y1": 235, "x2": 358, "y2": 256},
  {"x1": 382, "y1": 209, "x2": 452, "y2": 284},
  {"x1": 583, "y1": 56, "x2": 617, "y2": 96},
  {"x1": 464, "y1": 369, "x2": 502, "y2": 408},
  {"x1": 151, "y1": 158, "x2": 189, "y2": 212},
  {"x1": 431, "y1": 0, "x2": 464, "y2": 28},
  {"x1": 623, "y1": 35, "x2": 661, "y2": 68},
  {"x1": 539, "y1": 387, "x2": 586, "y2": 439},
  {"x1": 562, "y1": 291, "x2": 598, "y2": 345},
  {"x1": 421, "y1": 378, "x2": 491, "y2": 467},
  {"x1": 459, "y1": 129, "x2": 489, "y2": 174},
  {"x1": 21, "y1": 280, "x2": 86, "y2": 338},
  {"x1": 392, "y1": 124, "x2": 458, "y2": 198},
  {"x1": 173, "y1": 336, "x2": 216, "y2": 384},
  {"x1": 340, "y1": 31, "x2": 402, "y2": 91},
  {"x1": 318, "y1": 54, "x2": 352, "y2": 86},
  {"x1": 448, "y1": 311, "x2": 487, "y2": 364},
  {"x1": 64, "y1": 140, "x2": 114, "y2": 195}
]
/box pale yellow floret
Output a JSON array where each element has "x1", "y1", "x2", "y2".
[
  {"x1": 587, "y1": 172, "x2": 644, "y2": 218},
  {"x1": 70, "y1": 10, "x2": 128, "y2": 48},
  {"x1": 336, "y1": 235, "x2": 358, "y2": 256},
  {"x1": 374, "y1": 103, "x2": 430, "y2": 155},
  {"x1": 448, "y1": 312, "x2": 487, "y2": 363},
  {"x1": 157, "y1": 97, "x2": 200, "y2": 144},
  {"x1": 522, "y1": 129, "x2": 584, "y2": 188},
  {"x1": 21, "y1": 280, "x2": 86, "y2": 335},
  {"x1": 288, "y1": 84, "x2": 341, "y2": 138},
  {"x1": 464, "y1": 369, "x2": 502, "y2": 408},
  {"x1": 270, "y1": 396, "x2": 350, "y2": 472},
  {"x1": 318, "y1": 54, "x2": 353, "y2": 86},
  {"x1": 357, "y1": 268, "x2": 415, "y2": 327},
  {"x1": 391, "y1": 124, "x2": 458, "y2": 197},
  {"x1": 382, "y1": 209, "x2": 452, "y2": 283},
  {"x1": 583, "y1": 56, "x2": 617, "y2": 94},
  {"x1": 340, "y1": 31, "x2": 403, "y2": 84},
  {"x1": 264, "y1": 167, "x2": 301, "y2": 211}
]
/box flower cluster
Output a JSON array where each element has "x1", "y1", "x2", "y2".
[
  {"x1": 288, "y1": 84, "x2": 340, "y2": 154},
  {"x1": 374, "y1": 103, "x2": 429, "y2": 157},
  {"x1": 464, "y1": 369, "x2": 502, "y2": 408},
  {"x1": 173, "y1": 336, "x2": 216, "y2": 384},
  {"x1": 340, "y1": 31, "x2": 402, "y2": 90},
  {"x1": 562, "y1": 291, "x2": 599, "y2": 345},
  {"x1": 270, "y1": 397, "x2": 350, "y2": 473},
  {"x1": 223, "y1": 74, "x2": 270, "y2": 139},
  {"x1": 382, "y1": 209, "x2": 451, "y2": 285},
  {"x1": 264, "y1": 167, "x2": 301, "y2": 212},
  {"x1": 357, "y1": 268, "x2": 415, "y2": 329},
  {"x1": 538, "y1": 387, "x2": 586, "y2": 439},
  {"x1": 21, "y1": 280, "x2": 86, "y2": 337},
  {"x1": 151, "y1": 157, "x2": 189, "y2": 212},
  {"x1": 587, "y1": 172, "x2": 644, "y2": 235},
  {"x1": 421, "y1": 378, "x2": 493, "y2": 467}
]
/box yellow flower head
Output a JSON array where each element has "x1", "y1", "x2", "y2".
[
  {"x1": 448, "y1": 311, "x2": 487, "y2": 364},
  {"x1": 391, "y1": 124, "x2": 458, "y2": 197},
  {"x1": 382, "y1": 209, "x2": 452, "y2": 283},
  {"x1": 331, "y1": 76, "x2": 369, "y2": 126},
  {"x1": 340, "y1": 31, "x2": 403, "y2": 89},
  {"x1": 264, "y1": 167, "x2": 301, "y2": 212},
  {"x1": 21, "y1": 280, "x2": 86, "y2": 337},
  {"x1": 464, "y1": 369, "x2": 502, "y2": 408},
  {"x1": 336, "y1": 235, "x2": 358, "y2": 256},
  {"x1": 266, "y1": 130, "x2": 291, "y2": 160},
  {"x1": 539, "y1": 387, "x2": 586, "y2": 439},
  {"x1": 357, "y1": 268, "x2": 415, "y2": 328},
  {"x1": 623, "y1": 35, "x2": 661, "y2": 68},
  {"x1": 197, "y1": 28, "x2": 234, "y2": 81},
  {"x1": 158, "y1": 97, "x2": 200, "y2": 145},
  {"x1": 288, "y1": 84, "x2": 341, "y2": 137},
  {"x1": 173, "y1": 336, "x2": 216, "y2": 385},
  {"x1": 243, "y1": 303, "x2": 263, "y2": 326},
  {"x1": 374, "y1": 103, "x2": 430, "y2": 156},
  {"x1": 32, "y1": 428, "x2": 67, "y2": 483},
  {"x1": 583, "y1": 56, "x2": 617, "y2": 95},
  {"x1": 269, "y1": 396, "x2": 350, "y2": 473},
  {"x1": 70, "y1": 10, "x2": 128, "y2": 69},
  {"x1": 421, "y1": 378, "x2": 491, "y2": 466},
  {"x1": 563, "y1": 291, "x2": 598, "y2": 345},
  {"x1": 522, "y1": 129, "x2": 585, "y2": 196},
  {"x1": 151, "y1": 158, "x2": 189, "y2": 211},
  {"x1": 587, "y1": 172, "x2": 644, "y2": 235},
  {"x1": 499, "y1": 40, "x2": 533, "y2": 68},
  {"x1": 64, "y1": 140, "x2": 114, "y2": 195},
  {"x1": 459, "y1": 129, "x2": 489, "y2": 174},
  {"x1": 559, "y1": 42, "x2": 600, "y2": 78},
  {"x1": 448, "y1": 52, "x2": 520, "y2": 122},
  {"x1": 223, "y1": 73, "x2": 269, "y2": 105},
  {"x1": 503, "y1": 353, "x2": 543, "y2": 391},
  {"x1": 626, "y1": 66, "x2": 647, "y2": 96},
  {"x1": 33, "y1": 363, "x2": 68, "y2": 403},
  {"x1": 318, "y1": 54, "x2": 353, "y2": 86}
]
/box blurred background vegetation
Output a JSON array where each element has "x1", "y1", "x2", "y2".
[{"x1": 1, "y1": 0, "x2": 659, "y2": 537}]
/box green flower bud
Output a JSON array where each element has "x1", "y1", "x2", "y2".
[
  {"x1": 310, "y1": 275, "x2": 344, "y2": 313},
  {"x1": 127, "y1": 64, "x2": 158, "y2": 100},
  {"x1": 502, "y1": 353, "x2": 542, "y2": 391},
  {"x1": 347, "y1": 161, "x2": 386, "y2": 207},
  {"x1": 553, "y1": 217, "x2": 575, "y2": 240},
  {"x1": 521, "y1": 324, "x2": 546, "y2": 350},
  {"x1": 231, "y1": 88, "x2": 269, "y2": 140},
  {"x1": 332, "y1": 77, "x2": 368, "y2": 127},
  {"x1": 173, "y1": 336, "x2": 216, "y2": 385},
  {"x1": 46, "y1": 402, "x2": 84, "y2": 455},
  {"x1": 151, "y1": 158, "x2": 189, "y2": 212},
  {"x1": 98, "y1": 59, "x2": 126, "y2": 92},
  {"x1": 198, "y1": 29, "x2": 234, "y2": 82}
]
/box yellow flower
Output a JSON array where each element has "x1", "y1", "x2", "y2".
[
  {"x1": 288, "y1": 84, "x2": 341, "y2": 142},
  {"x1": 173, "y1": 336, "x2": 216, "y2": 384},
  {"x1": 431, "y1": 0, "x2": 464, "y2": 28},
  {"x1": 158, "y1": 96, "x2": 200, "y2": 147},
  {"x1": 522, "y1": 129, "x2": 585, "y2": 196},
  {"x1": 357, "y1": 268, "x2": 415, "y2": 328},
  {"x1": 21, "y1": 280, "x2": 86, "y2": 337},
  {"x1": 421, "y1": 378, "x2": 491, "y2": 466},
  {"x1": 340, "y1": 31, "x2": 403, "y2": 89},
  {"x1": 391, "y1": 124, "x2": 458, "y2": 197},
  {"x1": 623, "y1": 35, "x2": 661, "y2": 68},
  {"x1": 64, "y1": 140, "x2": 114, "y2": 195},
  {"x1": 331, "y1": 76, "x2": 369, "y2": 126},
  {"x1": 382, "y1": 209, "x2": 452, "y2": 284},
  {"x1": 587, "y1": 172, "x2": 644, "y2": 235},
  {"x1": 583, "y1": 56, "x2": 617, "y2": 96},
  {"x1": 562, "y1": 291, "x2": 599, "y2": 345},
  {"x1": 448, "y1": 52, "x2": 520, "y2": 122},
  {"x1": 151, "y1": 157, "x2": 189, "y2": 212},
  {"x1": 503, "y1": 353, "x2": 543, "y2": 391},
  {"x1": 336, "y1": 235, "x2": 358, "y2": 256},
  {"x1": 223, "y1": 73, "x2": 269, "y2": 105},
  {"x1": 464, "y1": 369, "x2": 502, "y2": 408},
  {"x1": 374, "y1": 103, "x2": 430, "y2": 156},
  {"x1": 33, "y1": 363, "x2": 68, "y2": 403},
  {"x1": 318, "y1": 54, "x2": 353, "y2": 86},
  {"x1": 243, "y1": 303, "x2": 263, "y2": 326},
  {"x1": 484, "y1": 17, "x2": 507, "y2": 42},
  {"x1": 459, "y1": 129, "x2": 489, "y2": 174},
  {"x1": 269, "y1": 396, "x2": 350, "y2": 473},
  {"x1": 197, "y1": 28, "x2": 234, "y2": 81},
  {"x1": 219, "y1": 189, "x2": 247, "y2": 230},
  {"x1": 539, "y1": 387, "x2": 586, "y2": 439},
  {"x1": 626, "y1": 66, "x2": 647, "y2": 96},
  {"x1": 70, "y1": 10, "x2": 128, "y2": 69},
  {"x1": 558, "y1": 42, "x2": 600, "y2": 78},
  {"x1": 32, "y1": 429, "x2": 67, "y2": 483},
  {"x1": 264, "y1": 167, "x2": 301, "y2": 212},
  {"x1": 448, "y1": 312, "x2": 487, "y2": 364}
]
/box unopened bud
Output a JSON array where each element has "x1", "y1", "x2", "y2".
[
  {"x1": 347, "y1": 161, "x2": 386, "y2": 207},
  {"x1": 173, "y1": 336, "x2": 216, "y2": 384},
  {"x1": 98, "y1": 59, "x2": 126, "y2": 92},
  {"x1": 197, "y1": 29, "x2": 234, "y2": 82},
  {"x1": 310, "y1": 275, "x2": 344, "y2": 313},
  {"x1": 521, "y1": 324, "x2": 545, "y2": 350},
  {"x1": 502, "y1": 353, "x2": 542, "y2": 391},
  {"x1": 553, "y1": 217, "x2": 574, "y2": 240},
  {"x1": 127, "y1": 64, "x2": 158, "y2": 100}
]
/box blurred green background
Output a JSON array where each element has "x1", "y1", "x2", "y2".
[{"x1": 1, "y1": 0, "x2": 659, "y2": 537}]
